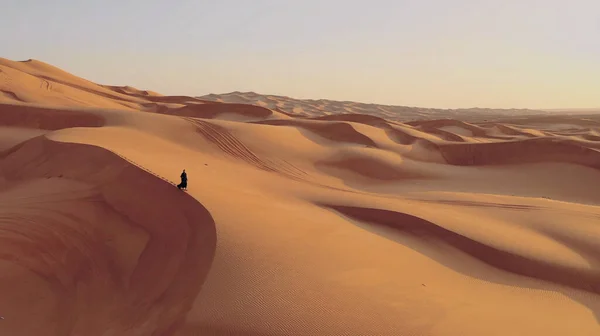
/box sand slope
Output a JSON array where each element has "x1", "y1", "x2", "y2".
[{"x1": 1, "y1": 59, "x2": 600, "y2": 335}]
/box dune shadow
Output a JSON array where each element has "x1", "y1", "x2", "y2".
[
  {"x1": 253, "y1": 119, "x2": 378, "y2": 148},
  {"x1": 0, "y1": 136, "x2": 217, "y2": 335},
  {"x1": 0, "y1": 90, "x2": 26, "y2": 103},
  {"x1": 320, "y1": 204, "x2": 600, "y2": 322},
  {"x1": 0, "y1": 102, "x2": 105, "y2": 130},
  {"x1": 164, "y1": 102, "x2": 274, "y2": 120},
  {"x1": 437, "y1": 137, "x2": 600, "y2": 169}
]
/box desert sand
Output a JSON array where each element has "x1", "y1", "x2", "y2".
[
  {"x1": 200, "y1": 91, "x2": 547, "y2": 121},
  {"x1": 1, "y1": 57, "x2": 600, "y2": 335}
]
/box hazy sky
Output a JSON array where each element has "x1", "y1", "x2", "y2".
[{"x1": 3, "y1": 0, "x2": 599, "y2": 109}]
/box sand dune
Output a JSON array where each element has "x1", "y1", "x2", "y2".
[
  {"x1": 168, "y1": 102, "x2": 282, "y2": 121},
  {"x1": 438, "y1": 137, "x2": 600, "y2": 169},
  {"x1": 1, "y1": 58, "x2": 600, "y2": 335},
  {"x1": 104, "y1": 85, "x2": 163, "y2": 97},
  {"x1": 201, "y1": 91, "x2": 550, "y2": 122},
  {"x1": 0, "y1": 135, "x2": 216, "y2": 335},
  {"x1": 0, "y1": 102, "x2": 104, "y2": 130},
  {"x1": 256, "y1": 119, "x2": 379, "y2": 147},
  {"x1": 325, "y1": 204, "x2": 600, "y2": 294}
]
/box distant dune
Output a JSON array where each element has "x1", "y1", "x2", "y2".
[
  {"x1": 199, "y1": 91, "x2": 550, "y2": 121},
  {"x1": 1, "y1": 57, "x2": 600, "y2": 336},
  {"x1": 544, "y1": 108, "x2": 600, "y2": 113}
]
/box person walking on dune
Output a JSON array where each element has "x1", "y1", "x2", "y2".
[{"x1": 177, "y1": 169, "x2": 187, "y2": 190}]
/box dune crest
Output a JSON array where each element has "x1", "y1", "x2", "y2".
[
  {"x1": 1, "y1": 58, "x2": 600, "y2": 335},
  {"x1": 0, "y1": 136, "x2": 216, "y2": 335},
  {"x1": 201, "y1": 91, "x2": 548, "y2": 121},
  {"x1": 324, "y1": 204, "x2": 600, "y2": 295}
]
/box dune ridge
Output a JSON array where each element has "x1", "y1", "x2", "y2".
[
  {"x1": 0, "y1": 135, "x2": 216, "y2": 335},
  {"x1": 200, "y1": 91, "x2": 549, "y2": 121},
  {"x1": 0, "y1": 103, "x2": 104, "y2": 130},
  {"x1": 184, "y1": 117, "x2": 310, "y2": 181},
  {"x1": 324, "y1": 204, "x2": 600, "y2": 295},
  {"x1": 438, "y1": 137, "x2": 600, "y2": 168},
  {"x1": 1, "y1": 58, "x2": 600, "y2": 335},
  {"x1": 255, "y1": 119, "x2": 379, "y2": 147}
]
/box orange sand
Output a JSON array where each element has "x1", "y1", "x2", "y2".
[{"x1": 1, "y1": 58, "x2": 600, "y2": 335}]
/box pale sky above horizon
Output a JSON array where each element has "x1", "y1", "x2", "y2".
[{"x1": 3, "y1": 0, "x2": 599, "y2": 109}]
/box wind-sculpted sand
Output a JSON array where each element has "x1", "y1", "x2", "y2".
[
  {"x1": 200, "y1": 91, "x2": 548, "y2": 121},
  {"x1": 1, "y1": 58, "x2": 599, "y2": 335}
]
